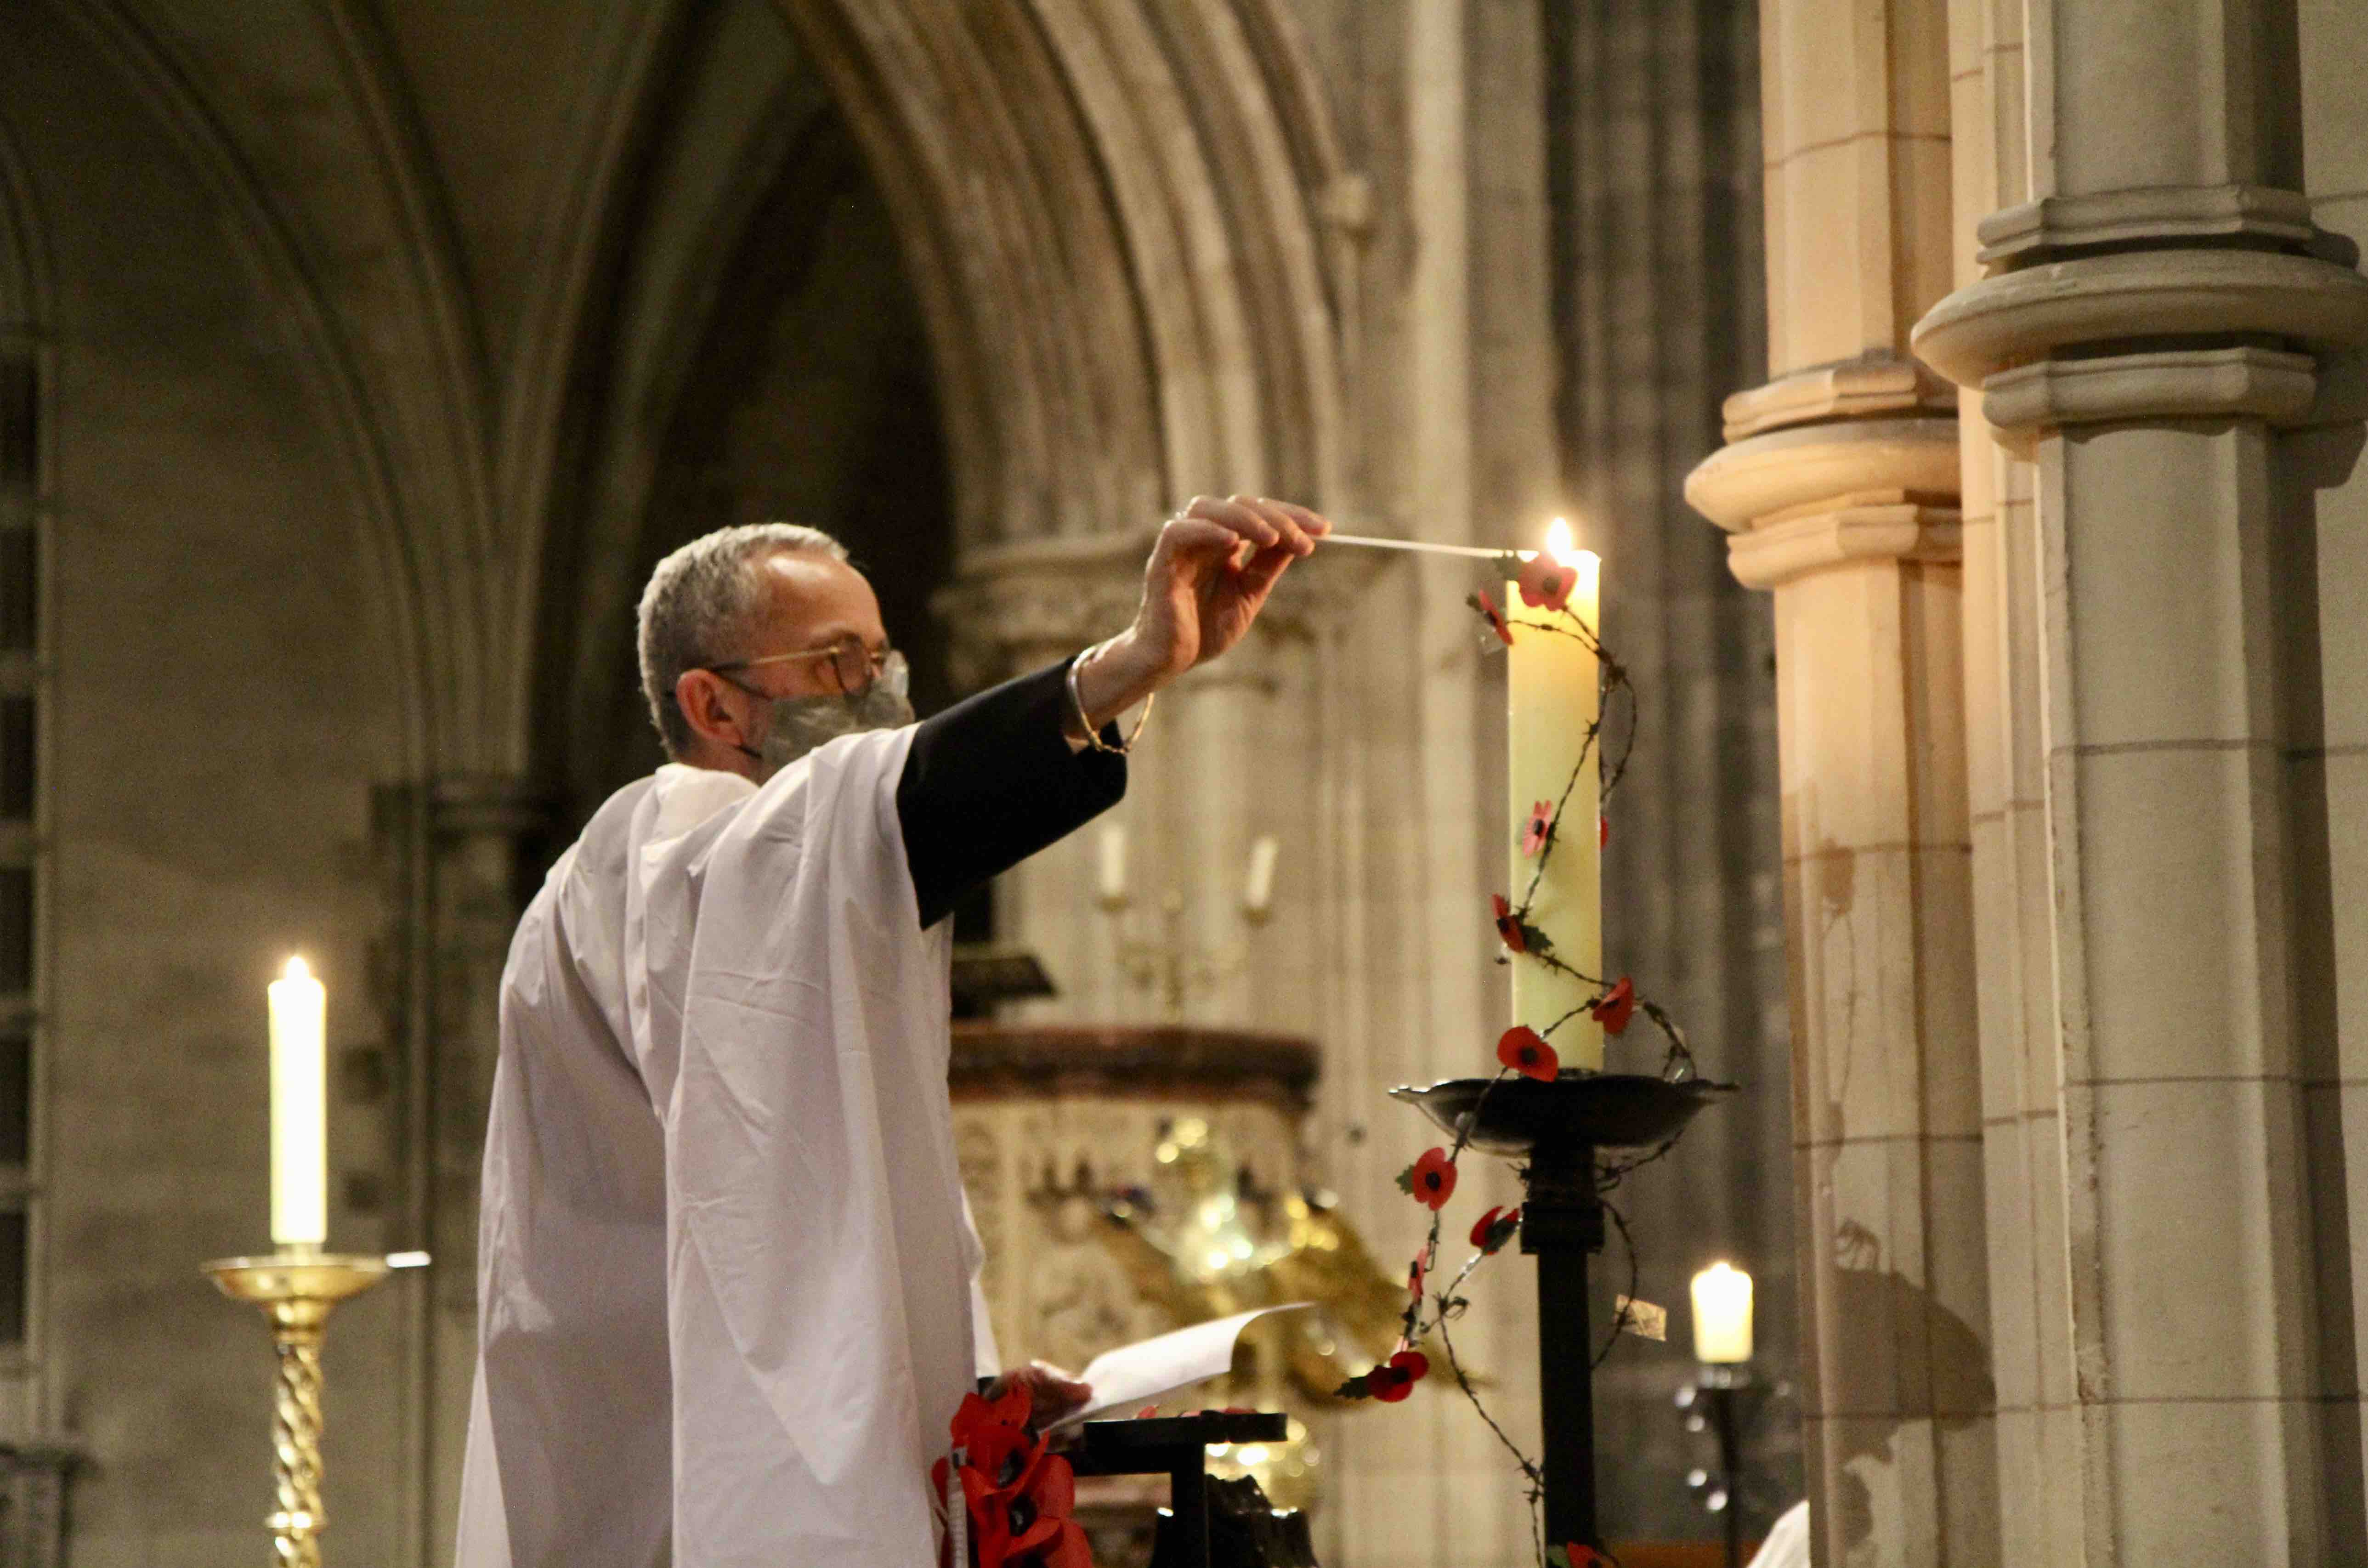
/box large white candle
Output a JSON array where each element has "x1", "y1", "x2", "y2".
[
  {"x1": 1691, "y1": 1261, "x2": 1754, "y2": 1363},
  {"x1": 269, "y1": 956, "x2": 329, "y2": 1250},
  {"x1": 1506, "y1": 524, "x2": 1603, "y2": 1068}
]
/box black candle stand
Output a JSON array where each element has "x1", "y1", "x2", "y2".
[
  {"x1": 1389, "y1": 1070, "x2": 1734, "y2": 1551},
  {"x1": 1677, "y1": 1364, "x2": 1766, "y2": 1568}
]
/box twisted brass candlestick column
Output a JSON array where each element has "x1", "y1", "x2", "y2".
[{"x1": 203, "y1": 1250, "x2": 409, "y2": 1568}]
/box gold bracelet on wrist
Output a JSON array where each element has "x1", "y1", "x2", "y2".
[{"x1": 1067, "y1": 641, "x2": 1155, "y2": 756}]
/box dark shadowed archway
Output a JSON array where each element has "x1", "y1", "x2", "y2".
[{"x1": 539, "y1": 86, "x2": 957, "y2": 830}]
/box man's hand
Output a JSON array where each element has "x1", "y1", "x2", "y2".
[
  {"x1": 1073, "y1": 496, "x2": 1331, "y2": 729},
  {"x1": 989, "y1": 1360, "x2": 1093, "y2": 1434}
]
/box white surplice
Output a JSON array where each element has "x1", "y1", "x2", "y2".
[{"x1": 456, "y1": 728, "x2": 999, "y2": 1568}]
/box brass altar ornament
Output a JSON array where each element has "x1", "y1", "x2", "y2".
[
  {"x1": 203, "y1": 1248, "x2": 427, "y2": 1567},
  {"x1": 1098, "y1": 1118, "x2": 1470, "y2": 1509}
]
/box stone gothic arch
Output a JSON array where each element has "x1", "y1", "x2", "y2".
[
  {"x1": 774, "y1": 0, "x2": 1353, "y2": 545},
  {"x1": 505, "y1": 0, "x2": 1360, "y2": 787}
]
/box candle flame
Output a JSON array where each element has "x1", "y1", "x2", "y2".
[
  {"x1": 282, "y1": 955, "x2": 312, "y2": 983},
  {"x1": 1545, "y1": 517, "x2": 1576, "y2": 566}
]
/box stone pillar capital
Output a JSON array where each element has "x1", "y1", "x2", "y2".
[
  {"x1": 1912, "y1": 215, "x2": 2368, "y2": 439},
  {"x1": 1685, "y1": 413, "x2": 1962, "y2": 589},
  {"x1": 1972, "y1": 183, "x2": 2328, "y2": 266},
  {"x1": 1717, "y1": 352, "x2": 1957, "y2": 442},
  {"x1": 937, "y1": 532, "x2": 1151, "y2": 688}
]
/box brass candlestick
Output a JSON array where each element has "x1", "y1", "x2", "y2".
[
  {"x1": 203, "y1": 1249, "x2": 410, "y2": 1568},
  {"x1": 1100, "y1": 887, "x2": 1272, "y2": 1021}
]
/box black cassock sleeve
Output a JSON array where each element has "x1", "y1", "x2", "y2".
[{"x1": 895, "y1": 657, "x2": 1129, "y2": 929}]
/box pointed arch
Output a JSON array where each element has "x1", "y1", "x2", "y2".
[{"x1": 499, "y1": 0, "x2": 1353, "y2": 778}]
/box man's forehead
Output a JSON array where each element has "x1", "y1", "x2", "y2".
[{"x1": 752, "y1": 549, "x2": 882, "y2": 640}]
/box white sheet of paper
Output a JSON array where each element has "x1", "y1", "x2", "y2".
[{"x1": 1049, "y1": 1303, "x2": 1310, "y2": 1430}]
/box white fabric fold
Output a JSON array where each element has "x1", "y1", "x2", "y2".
[{"x1": 458, "y1": 733, "x2": 986, "y2": 1568}]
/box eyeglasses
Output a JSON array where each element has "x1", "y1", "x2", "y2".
[{"x1": 705, "y1": 636, "x2": 906, "y2": 699}]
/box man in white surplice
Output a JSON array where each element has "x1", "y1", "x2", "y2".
[{"x1": 455, "y1": 497, "x2": 1330, "y2": 1567}]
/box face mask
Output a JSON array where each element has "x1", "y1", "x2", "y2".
[{"x1": 746, "y1": 658, "x2": 914, "y2": 779}]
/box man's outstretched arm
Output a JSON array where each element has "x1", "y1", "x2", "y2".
[
  {"x1": 895, "y1": 658, "x2": 1126, "y2": 929},
  {"x1": 894, "y1": 495, "x2": 1329, "y2": 928}
]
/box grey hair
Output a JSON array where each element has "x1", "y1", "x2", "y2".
[{"x1": 637, "y1": 522, "x2": 850, "y2": 759}]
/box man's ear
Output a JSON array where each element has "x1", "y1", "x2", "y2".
[{"x1": 675, "y1": 668, "x2": 748, "y2": 753}]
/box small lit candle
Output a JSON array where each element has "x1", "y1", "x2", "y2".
[
  {"x1": 269, "y1": 956, "x2": 329, "y2": 1250},
  {"x1": 1098, "y1": 825, "x2": 1129, "y2": 908},
  {"x1": 1691, "y1": 1261, "x2": 1753, "y2": 1364},
  {"x1": 1243, "y1": 835, "x2": 1280, "y2": 918}
]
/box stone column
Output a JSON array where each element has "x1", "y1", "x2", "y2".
[
  {"x1": 370, "y1": 774, "x2": 552, "y2": 1565},
  {"x1": 1912, "y1": 0, "x2": 2368, "y2": 1554},
  {"x1": 1937, "y1": 0, "x2": 2085, "y2": 1558},
  {"x1": 2300, "y1": 0, "x2": 2368, "y2": 1546},
  {"x1": 1686, "y1": 0, "x2": 2000, "y2": 1560}
]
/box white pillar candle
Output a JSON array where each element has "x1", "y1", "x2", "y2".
[
  {"x1": 1243, "y1": 835, "x2": 1280, "y2": 916},
  {"x1": 1507, "y1": 522, "x2": 1603, "y2": 1067},
  {"x1": 1691, "y1": 1261, "x2": 1753, "y2": 1364},
  {"x1": 1097, "y1": 824, "x2": 1128, "y2": 907},
  {"x1": 268, "y1": 955, "x2": 329, "y2": 1250}
]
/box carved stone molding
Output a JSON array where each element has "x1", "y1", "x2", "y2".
[
  {"x1": 1686, "y1": 413, "x2": 1963, "y2": 590},
  {"x1": 1911, "y1": 247, "x2": 2368, "y2": 401},
  {"x1": 1983, "y1": 345, "x2": 2318, "y2": 436},
  {"x1": 1974, "y1": 183, "x2": 2323, "y2": 267},
  {"x1": 1685, "y1": 416, "x2": 1962, "y2": 532},
  {"x1": 936, "y1": 532, "x2": 1151, "y2": 687},
  {"x1": 1723, "y1": 503, "x2": 1962, "y2": 592},
  {"x1": 1719, "y1": 351, "x2": 1958, "y2": 442},
  {"x1": 950, "y1": 1023, "x2": 1318, "y2": 1109}
]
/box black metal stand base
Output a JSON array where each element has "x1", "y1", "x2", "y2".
[
  {"x1": 1390, "y1": 1070, "x2": 1736, "y2": 1556},
  {"x1": 1072, "y1": 1412, "x2": 1304, "y2": 1568},
  {"x1": 1523, "y1": 1139, "x2": 1605, "y2": 1552}
]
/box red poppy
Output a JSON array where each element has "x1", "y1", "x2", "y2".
[
  {"x1": 1590, "y1": 976, "x2": 1637, "y2": 1036},
  {"x1": 945, "y1": 1381, "x2": 1091, "y2": 1568},
  {"x1": 1598, "y1": 813, "x2": 1609, "y2": 849},
  {"x1": 946, "y1": 1384, "x2": 1034, "y2": 1493},
  {"x1": 1550, "y1": 1545, "x2": 1604, "y2": 1568},
  {"x1": 1522, "y1": 800, "x2": 1555, "y2": 858},
  {"x1": 1497, "y1": 1025, "x2": 1559, "y2": 1082},
  {"x1": 949, "y1": 1383, "x2": 1033, "y2": 1448},
  {"x1": 1367, "y1": 1347, "x2": 1432, "y2": 1403},
  {"x1": 1492, "y1": 894, "x2": 1527, "y2": 954},
  {"x1": 1398, "y1": 1147, "x2": 1458, "y2": 1210},
  {"x1": 1517, "y1": 553, "x2": 1575, "y2": 612},
  {"x1": 963, "y1": 1448, "x2": 1089, "y2": 1568},
  {"x1": 955, "y1": 1423, "x2": 1034, "y2": 1508},
  {"x1": 1469, "y1": 589, "x2": 1515, "y2": 647},
  {"x1": 1469, "y1": 1204, "x2": 1523, "y2": 1253}
]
